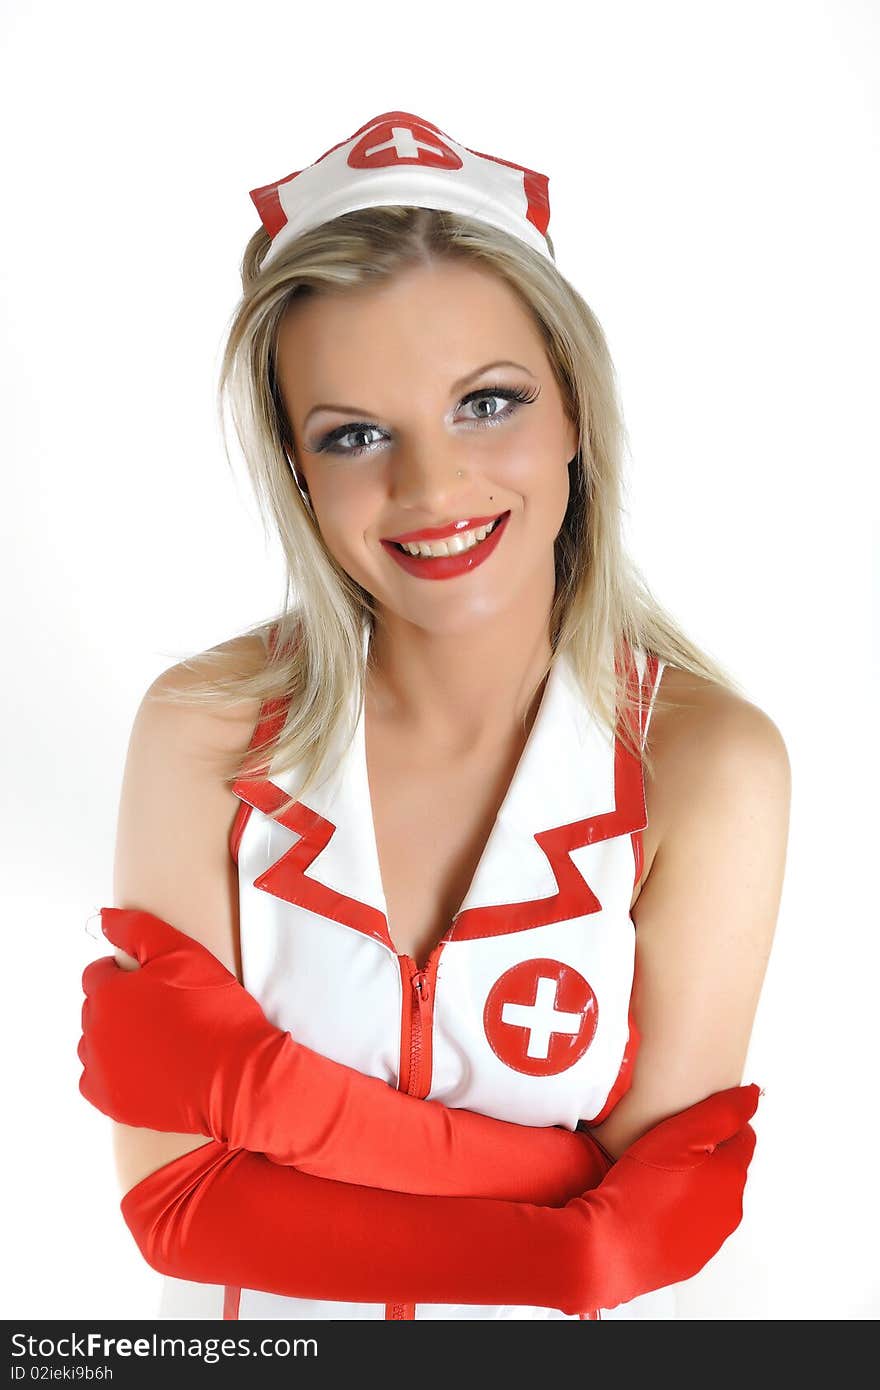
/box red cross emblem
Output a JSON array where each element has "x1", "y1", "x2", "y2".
[
  {"x1": 483, "y1": 958, "x2": 598, "y2": 1077},
  {"x1": 348, "y1": 117, "x2": 463, "y2": 173}
]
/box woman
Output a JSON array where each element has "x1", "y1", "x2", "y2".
[{"x1": 78, "y1": 111, "x2": 789, "y2": 1320}]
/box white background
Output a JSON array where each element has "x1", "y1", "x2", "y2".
[{"x1": 1, "y1": 0, "x2": 877, "y2": 1321}]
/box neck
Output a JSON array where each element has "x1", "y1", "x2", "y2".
[{"x1": 366, "y1": 592, "x2": 557, "y2": 758}]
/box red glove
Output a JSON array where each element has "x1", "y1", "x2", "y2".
[
  {"x1": 121, "y1": 1082, "x2": 759, "y2": 1314},
  {"x1": 79, "y1": 907, "x2": 611, "y2": 1204}
]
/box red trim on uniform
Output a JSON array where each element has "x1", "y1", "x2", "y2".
[
  {"x1": 239, "y1": 788, "x2": 393, "y2": 946},
  {"x1": 450, "y1": 724, "x2": 645, "y2": 942},
  {"x1": 223, "y1": 1285, "x2": 241, "y2": 1319},
  {"x1": 451, "y1": 636, "x2": 649, "y2": 941},
  {"x1": 230, "y1": 620, "x2": 394, "y2": 951},
  {"x1": 242, "y1": 717, "x2": 646, "y2": 949},
  {"x1": 237, "y1": 640, "x2": 651, "y2": 951}
]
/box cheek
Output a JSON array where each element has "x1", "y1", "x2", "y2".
[
  {"x1": 504, "y1": 440, "x2": 571, "y2": 516},
  {"x1": 311, "y1": 480, "x2": 376, "y2": 564}
]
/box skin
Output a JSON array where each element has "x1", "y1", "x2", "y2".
[
  {"x1": 110, "y1": 258, "x2": 790, "y2": 1195},
  {"x1": 276, "y1": 259, "x2": 580, "y2": 753}
]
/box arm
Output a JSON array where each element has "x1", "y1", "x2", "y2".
[
  {"x1": 97, "y1": 643, "x2": 608, "y2": 1206},
  {"x1": 588, "y1": 674, "x2": 790, "y2": 1159},
  {"x1": 84, "y1": 907, "x2": 612, "y2": 1202},
  {"x1": 119, "y1": 1083, "x2": 758, "y2": 1315}
]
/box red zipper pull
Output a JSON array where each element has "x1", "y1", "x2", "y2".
[{"x1": 412, "y1": 969, "x2": 431, "y2": 1003}]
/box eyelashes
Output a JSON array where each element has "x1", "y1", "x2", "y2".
[{"x1": 308, "y1": 383, "x2": 541, "y2": 458}]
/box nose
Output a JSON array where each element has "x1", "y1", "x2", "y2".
[{"x1": 386, "y1": 438, "x2": 483, "y2": 516}]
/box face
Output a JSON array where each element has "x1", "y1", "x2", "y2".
[{"x1": 275, "y1": 259, "x2": 580, "y2": 640}]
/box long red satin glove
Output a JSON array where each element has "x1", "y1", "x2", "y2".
[
  {"x1": 121, "y1": 1083, "x2": 759, "y2": 1315},
  {"x1": 79, "y1": 907, "x2": 612, "y2": 1204}
]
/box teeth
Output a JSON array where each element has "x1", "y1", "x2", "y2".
[{"x1": 398, "y1": 518, "x2": 500, "y2": 557}]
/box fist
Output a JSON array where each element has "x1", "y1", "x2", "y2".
[{"x1": 78, "y1": 907, "x2": 276, "y2": 1136}]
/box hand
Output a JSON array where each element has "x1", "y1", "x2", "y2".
[
  {"x1": 564, "y1": 1082, "x2": 760, "y2": 1312},
  {"x1": 78, "y1": 907, "x2": 277, "y2": 1136}
]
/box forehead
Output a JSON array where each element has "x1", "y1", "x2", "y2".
[{"x1": 275, "y1": 260, "x2": 544, "y2": 397}]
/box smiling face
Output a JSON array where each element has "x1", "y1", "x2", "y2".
[{"x1": 275, "y1": 258, "x2": 580, "y2": 640}]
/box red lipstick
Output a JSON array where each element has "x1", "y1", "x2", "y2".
[
  {"x1": 384, "y1": 513, "x2": 505, "y2": 544},
  {"x1": 380, "y1": 511, "x2": 511, "y2": 582}
]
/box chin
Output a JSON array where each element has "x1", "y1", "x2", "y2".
[{"x1": 388, "y1": 589, "x2": 522, "y2": 640}]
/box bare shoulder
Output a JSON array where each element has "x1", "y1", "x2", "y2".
[
  {"x1": 644, "y1": 665, "x2": 791, "y2": 863},
  {"x1": 114, "y1": 631, "x2": 269, "y2": 976},
  {"x1": 144, "y1": 632, "x2": 268, "y2": 762},
  {"x1": 649, "y1": 663, "x2": 790, "y2": 764},
  {"x1": 639, "y1": 658, "x2": 789, "y2": 995}
]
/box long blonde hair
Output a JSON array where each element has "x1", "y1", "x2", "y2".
[{"x1": 155, "y1": 205, "x2": 744, "y2": 818}]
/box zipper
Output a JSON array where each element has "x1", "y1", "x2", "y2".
[
  {"x1": 386, "y1": 948, "x2": 442, "y2": 1320},
  {"x1": 408, "y1": 966, "x2": 431, "y2": 1096}
]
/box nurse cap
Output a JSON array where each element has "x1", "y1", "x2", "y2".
[{"x1": 249, "y1": 109, "x2": 554, "y2": 271}]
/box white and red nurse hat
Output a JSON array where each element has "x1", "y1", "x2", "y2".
[{"x1": 249, "y1": 109, "x2": 554, "y2": 270}]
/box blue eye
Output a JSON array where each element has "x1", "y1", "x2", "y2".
[{"x1": 310, "y1": 383, "x2": 541, "y2": 458}]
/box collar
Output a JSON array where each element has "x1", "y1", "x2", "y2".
[{"x1": 233, "y1": 626, "x2": 653, "y2": 954}]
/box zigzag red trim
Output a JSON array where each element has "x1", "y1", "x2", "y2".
[
  {"x1": 232, "y1": 641, "x2": 649, "y2": 948},
  {"x1": 232, "y1": 772, "x2": 393, "y2": 948},
  {"x1": 449, "y1": 721, "x2": 645, "y2": 942}
]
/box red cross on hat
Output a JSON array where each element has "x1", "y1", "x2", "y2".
[{"x1": 249, "y1": 110, "x2": 554, "y2": 269}]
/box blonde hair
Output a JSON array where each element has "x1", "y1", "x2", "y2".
[{"x1": 156, "y1": 205, "x2": 744, "y2": 819}]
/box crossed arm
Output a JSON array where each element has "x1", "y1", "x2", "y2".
[{"x1": 87, "y1": 657, "x2": 788, "y2": 1310}]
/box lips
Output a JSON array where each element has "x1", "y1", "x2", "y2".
[
  {"x1": 380, "y1": 510, "x2": 511, "y2": 581},
  {"x1": 384, "y1": 512, "x2": 506, "y2": 544}
]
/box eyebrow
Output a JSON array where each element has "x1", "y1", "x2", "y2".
[{"x1": 303, "y1": 360, "x2": 536, "y2": 428}]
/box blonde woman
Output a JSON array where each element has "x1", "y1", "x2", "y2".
[{"x1": 78, "y1": 112, "x2": 789, "y2": 1321}]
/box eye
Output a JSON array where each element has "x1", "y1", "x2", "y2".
[{"x1": 309, "y1": 383, "x2": 541, "y2": 458}]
